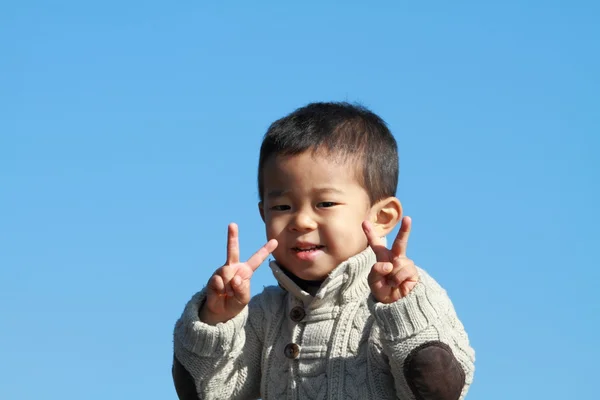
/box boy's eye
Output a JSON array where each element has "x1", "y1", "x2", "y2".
[
  {"x1": 318, "y1": 202, "x2": 336, "y2": 208},
  {"x1": 270, "y1": 205, "x2": 291, "y2": 211}
]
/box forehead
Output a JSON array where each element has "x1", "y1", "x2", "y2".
[{"x1": 262, "y1": 151, "x2": 363, "y2": 190}]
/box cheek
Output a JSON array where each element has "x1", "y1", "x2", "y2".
[
  {"x1": 325, "y1": 218, "x2": 367, "y2": 249},
  {"x1": 265, "y1": 217, "x2": 286, "y2": 238}
]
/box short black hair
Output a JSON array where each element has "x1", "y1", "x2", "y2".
[{"x1": 258, "y1": 102, "x2": 398, "y2": 204}]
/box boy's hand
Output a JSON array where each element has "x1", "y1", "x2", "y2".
[
  {"x1": 362, "y1": 216, "x2": 419, "y2": 304},
  {"x1": 200, "y1": 223, "x2": 278, "y2": 325}
]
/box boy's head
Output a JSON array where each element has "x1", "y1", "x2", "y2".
[
  {"x1": 258, "y1": 102, "x2": 402, "y2": 280},
  {"x1": 258, "y1": 102, "x2": 398, "y2": 205}
]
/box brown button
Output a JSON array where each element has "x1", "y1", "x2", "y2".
[
  {"x1": 290, "y1": 306, "x2": 306, "y2": 322},
  {"x1": 284, "y1": 343, "x2": 300, "y2": 359}
]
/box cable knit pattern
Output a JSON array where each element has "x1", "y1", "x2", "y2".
[{"x1": 173, "y1": 247, "x2": 475, "y2": 399}]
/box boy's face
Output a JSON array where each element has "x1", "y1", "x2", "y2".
[{"x1": 260, "y1": 151, "x2": 373, "y2": 280}]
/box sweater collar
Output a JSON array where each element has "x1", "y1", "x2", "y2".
[{"x1": 269, "y1": 247, "x2": 376, "y2": 308}]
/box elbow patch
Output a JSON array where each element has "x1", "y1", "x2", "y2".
[
  {"x1": 172, "y1": 356, "x2": 199, "y2": 400},
  {"x1": 404, "y1": 341, "x2": 465, "y2": 400}
]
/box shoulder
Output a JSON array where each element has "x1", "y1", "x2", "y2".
[
  {"x1": 415, "y1": 266, "x2": 453, "y2": 301},
  {"x1": 416, "y1": 267, "x2": 445, "y2": 290},
  {"x1": 414, "y1": 266, "x2": 460, "y2": 318}
]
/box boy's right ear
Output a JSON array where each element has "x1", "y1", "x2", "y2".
[{"x1": 258, "y1": 202, "x2": 265, "y2": 222}]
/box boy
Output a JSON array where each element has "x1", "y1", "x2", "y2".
[{"x1": 173, "y1": 102, "x2": 475, "y2": 399}]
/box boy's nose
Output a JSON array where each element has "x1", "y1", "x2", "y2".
[{"x1": 290, "y1": 212, "x2": 317, "y2": 232}]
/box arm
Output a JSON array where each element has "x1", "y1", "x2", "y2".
[
  {"x1": 370, "y1": 269, "x2": 475, "y2": 400},
  {"x1": 363, "y1": 218, "x2": 475, "y2": 399},
  {"x1": 172, "y1": 223, "x2": 277, "y2": 399},
  {"x1": 172, "y1": 290, "x2": 265, "y2": 400}
]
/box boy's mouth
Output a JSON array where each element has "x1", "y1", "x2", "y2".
[{"x1": 292, "y1": 245, "x2": 325, "y2": 252}]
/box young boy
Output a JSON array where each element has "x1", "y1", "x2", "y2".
[{"x1": 173, "y1": 103, "x2": 475, "y2": 400}]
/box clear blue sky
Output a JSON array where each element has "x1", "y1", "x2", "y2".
[{"x1": 1, "y1": 1, "x2": 598, "y2": 399}]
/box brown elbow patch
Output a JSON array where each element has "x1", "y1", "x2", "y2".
[
  {"x1": 404, "y1": 341, "x2": 465, "y2": 400},
  {"x1": 172, "y1": 356, "x2": 199, "y2": 400}
]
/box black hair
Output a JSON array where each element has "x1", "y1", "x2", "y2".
[{"x1": 258, "y1": 102, "x2": 398, "y2": 204}]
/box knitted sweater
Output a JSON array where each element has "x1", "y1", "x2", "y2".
[{"x1": 173, "y1": 247, "x2": 475, "y2": 399}]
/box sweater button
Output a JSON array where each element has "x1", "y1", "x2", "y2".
[
  {"x1": 284, "y1": 343, "x2": 300, "y2": 359},
  {"x1": 289, "y1": 306, "x2": 306, "y2": 322}
]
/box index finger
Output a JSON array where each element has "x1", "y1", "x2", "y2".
[
  {"x1": 362, "y1": 221, "x2": 390, "y2": 262},
  {"x1": 391, "y1": 216, "x2": 411, "y2": 257},
  {"x1": 226, "y1": 223, "x2": 240, "y2": 265},
  {"x1": 245, "y1": 239, "x2": 278, "y2": 271}
]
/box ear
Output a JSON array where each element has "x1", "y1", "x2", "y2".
[
  {"x1": 369, "y1": 197, "x2": 402, "y2": 237},
  {"x1": 258, "y1": 202, "x2": 265, "y2": 222}
]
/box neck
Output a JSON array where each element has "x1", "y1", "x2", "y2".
[{"x1": 279, "y1": 266, "x2": 324, "y2": 296}]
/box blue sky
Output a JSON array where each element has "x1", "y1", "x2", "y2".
[{"x1": 1, "y1": 1, "x2": 598, "y2": 399}]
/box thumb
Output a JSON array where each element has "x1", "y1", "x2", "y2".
[{"x1": 368, "y1": 261, "x2": 393, "y2": 288}]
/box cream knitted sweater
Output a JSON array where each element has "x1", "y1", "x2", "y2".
[{"x1": 174, "y1": 247, "x2": 475, "y2": 399}]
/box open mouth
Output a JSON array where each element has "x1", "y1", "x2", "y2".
[{"x1": 292, "y1": 245, "x2": 325, "y2": 252}]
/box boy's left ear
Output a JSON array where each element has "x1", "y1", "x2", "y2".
[{"x1": 369, "y1": 197, "x2": 402, "y2": 237}]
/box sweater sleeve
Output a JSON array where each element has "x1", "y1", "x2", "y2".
[
  {"x1": 369, "y1": 268, "x2": 475, "y2": 400},
  {"x1": 173, "y1": 290, "x2": 264, "y2": 400}
]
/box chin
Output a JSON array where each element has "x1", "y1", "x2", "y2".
[
  {"x1": 299, "y1": 267, "x2": 334, "y2": 281},
  {"x1": 278, "y1": 255, "x2": 336, "y2": 280}
]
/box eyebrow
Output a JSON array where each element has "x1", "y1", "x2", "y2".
[
  {"x1": 267, "y1": 189, "x2": 289, "y2": 199},
  {"x1": 266, "y1": 187, "x2": 345, "y2": 199},
  {"x1": 314, "y1": 187, "x2": 345, "y2": 195}
]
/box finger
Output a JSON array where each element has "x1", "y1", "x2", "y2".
[
  {"x1": 231, "y1": 275, "x2": 251, "y2": 305},
  {"x1": 207, "y1": 274, "x2": 226, "y2": 297},
  {"x1": 391, "y1": 216, "x2": 411, "y2": 257},
  {"x1": 388, "y1": 262, "x2": 418, "y2": 289},
  {"x1": 245, "y1": 239, "x2": 278, "y2": 271},
  {"x1": 227, "y1": 223, "x2": 240, "y2": 265},
  {"x1": 216, "y1": 264, "x2": 237, "y2": 284},
  {"x1": 362, "y1": 221, "x2": 390, "y2": 261},
  {"x1": 214, "y1": 264, "x2": 239, "y2": 298},
  {"x1": 369, "y1": 277, "x2": 388, "y2": 293},
  {"x1": 225, "y1": 281, "x2": 234, "y2": 297},
  {"x1": 371, "y1": 262, "x2": 393, "y2": 278},
  {"x1": 400, "y1": 279, "x2": 419, "y2": 298},
  {"x1": 368, "y1": 262, "x2": 393, "y2": 286},
  {"x1": 369, "y1": 270, "x2": 402, "y2": 303}
]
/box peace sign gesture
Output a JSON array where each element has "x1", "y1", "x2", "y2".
[
  {"x1": 362, "y1": 216, "x2": 419, "y2": 304},
  {"x1": 200, "y1": 223, "x2": 278, "y2": 325}
]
